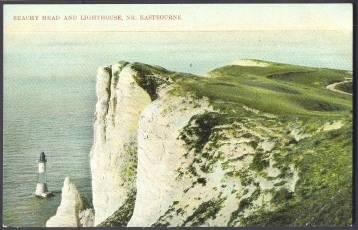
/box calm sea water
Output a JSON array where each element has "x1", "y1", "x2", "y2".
[{"x1": 3, "y1": 30, "x2": 352, "y2": 227}]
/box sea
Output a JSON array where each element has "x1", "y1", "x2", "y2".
[{"x1": 2, "y1": 30, "x2": 352, "y2": 227}]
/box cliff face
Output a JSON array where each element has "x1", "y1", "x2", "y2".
[
  {"x1": 128, "y1": 91, "x2": 212, "y2": 226},
  {"x1": 88, "y1": 60, "x2": 352, "y2": 226},
  {"x1": 90, "y1": 63, "x2": 151, "y2": 225},
  {"x1": 128, "y1": 105, "x2": 302, "y2": 226}
]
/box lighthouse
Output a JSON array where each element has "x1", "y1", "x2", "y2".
[{"x1": 35, "y1": 151, "x2": 54, "y2": 198}]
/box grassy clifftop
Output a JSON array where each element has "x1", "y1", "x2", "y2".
[
  {"x1": 128, "y1": 59, "x2": 351, "y2": 116},
  {"x1": 104, "y1": 60, "x2": 352, "y2": 226},
  {"x1": 178, "y1": 59, "x2": 351, "y2": 116}
]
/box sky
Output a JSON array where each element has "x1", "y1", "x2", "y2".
[{"x1": 3, "y1": 4, "x2": 353, "y2": 33}]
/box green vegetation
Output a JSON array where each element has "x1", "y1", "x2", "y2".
[
  {"x1": 178, "y1": 60, "x2": 351, "y2": 226},
  {"x1": 117, "y1": 61, "x2": 130, "y2": 68},
  {"x1": 131, "y1": 63, "x2": 170, "y2": 100},
  {"x1": 153, "y1": 206, "x2": 176, "y2": 227},
  {"x1": 238, "y1": 114, "x2": 352, "y2": 226},
  {"x1": 335, "y1": 81, "x2": 353, "y2": 94},
  {"x1": 98, "y1": 191, "x2": 136, "y2": 227},
  {"x1": 153, "y1": 198, "x2": 224, "y2": 227},
  {"x1": 80, "y1": 194, "x2": 93, "y2": 210},
  {"x1": 180, "y1": 61, "x2": 351, "y2": 115},
  {"x1": 180, "y1": 112, "x2": 222, "y2": 153},
  {"x1": 271, "y1": 188, "x2": 293, "y2": 204},
  {"x1": 103, "y1": 66, "x2": 112, "y2": 76},
  {"x1": 197, "y1": 177, "x2": 207, "y2": 186},
  {"x1": 251, "y1": 151, "x2": 270, "y2": 172},
  {"x1": 98, "y1": 142, "x2": 138, "y2": 227},
  {"x1": 129, "y1": 60, "x2": 351, "y2": 116},
  {"x1": 131, "y1": 62, "x2": 198, "y2": 99},
  {"x1": 113, "y1": 61, "x2": 130, "y2": 86},
  {"x1": 181, "y1": 198, "x2": 225, "y2": 226},
  {"x1": 228, "y1": 189, "x2": 261, "y2": 226},
  {"x1": 120, "y1": 142, "x2": 138, "y2": 183},
  {"x1": 108, "y1": 60, "x2": 352, "y2": 227}
]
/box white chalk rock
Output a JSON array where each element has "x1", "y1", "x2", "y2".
[
  {"x1": 128, "y1": 94, "x2": 212, "y2": 226},
  {"x1": 90, "y1": 63, "x2": 151, "y2": 225},
  {"x1": 46, "y1": 177, "x2": 89, "y2": 227},
  {"x1": 79, "y1": 208, "x2": 95, "y2": 227},
  {"x1": 229, "y1": 59, "x2": 270, "y2": 67}
]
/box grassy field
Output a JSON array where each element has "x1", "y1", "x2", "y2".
[
  {"x1": 181, "y1": 60, "x2": 352, "y2": 116},
  {"x1": 129, "y1": 59, "x2": 352, "y2": 117}
]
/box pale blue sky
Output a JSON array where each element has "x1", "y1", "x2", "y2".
[{"x1": 4, "y1": 4, "x2": 353, "y2": 33}]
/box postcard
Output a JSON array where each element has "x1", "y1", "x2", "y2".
[{"x1": 2, "y1": 3, "x2": 353, "y2": 227}]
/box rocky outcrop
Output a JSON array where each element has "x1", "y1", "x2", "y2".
[{"x1": 46, "y1": 177, "x2": 94, "y2": 227}]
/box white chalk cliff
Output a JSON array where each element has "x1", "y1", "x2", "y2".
[
  {"x1": 128, "y1": 91, "x2": 212, "y2": 226},
  {"x1": 49, "y1": 60, "x2": 352, "y2": 227},
  {"x1": 89, "y1": 62, "x2": 302, "y2": 226},
  {"x1": 90, "y1": 63, "x2": 151, "y2": 225}
]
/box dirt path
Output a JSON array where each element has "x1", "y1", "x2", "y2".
[{"x1": 326, "y1": 81, "x2": 352, "y2": 96}]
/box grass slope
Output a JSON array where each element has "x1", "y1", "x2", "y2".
[
  {"x1": 129, "y1": 59, "x2": 351, "y2": 117},
  {"x1": 189, "y1": 60, "x2": 352, "y2": 115}
]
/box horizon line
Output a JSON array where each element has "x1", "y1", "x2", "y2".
[{"x1": 4, "y1": 29, "x2": 353, "y2": 33}]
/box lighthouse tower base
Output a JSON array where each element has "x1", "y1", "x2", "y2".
[{"x1": 35, "y1": 183, "x2": 54, "y2": 198}]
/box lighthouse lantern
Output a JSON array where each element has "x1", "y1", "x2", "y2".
[{"x1": 39, "y1": 151, "x2": 47, "y2": 162}]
